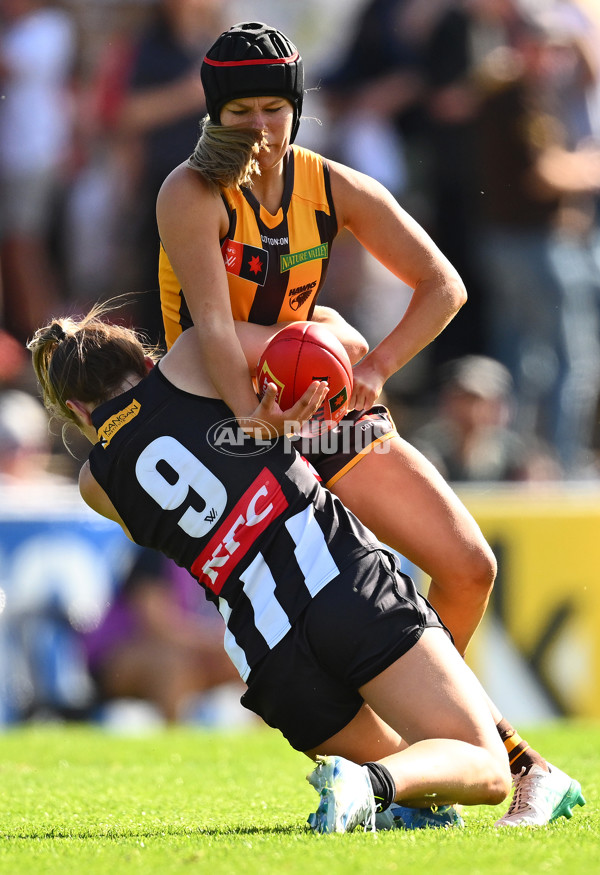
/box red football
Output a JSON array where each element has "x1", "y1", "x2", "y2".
[{"x1": 256, "y1": 322, "x2": 353, "y2": 433}]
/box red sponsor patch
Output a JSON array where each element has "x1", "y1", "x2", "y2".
[{"x1": 191, "y1": 468, "x2": 288, "y2": 594}]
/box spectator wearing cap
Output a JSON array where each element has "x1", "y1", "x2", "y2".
[{"x1": 411, "y1": 355, "x2": 562, "y2": 482}]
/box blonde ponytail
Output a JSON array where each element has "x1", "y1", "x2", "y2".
[{"x1": 187, "y1": 116, "x2": 267, "y2": 190}]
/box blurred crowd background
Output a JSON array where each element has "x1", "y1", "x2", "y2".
[{"x1": 2, "y1": 0, "x2": 600, "y2": 727}]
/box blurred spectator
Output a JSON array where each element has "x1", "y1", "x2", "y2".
[
  {"x1": 0, "y1": 387, "x2": 71, "y2": 483},
  {"x1": 410, "y1": 354, "x2": 562, "y2": 481},
  {"x1": 0, "y1": 0, "x2": 78, "y2": 343},
  {"x1": 60, "y1": 29, "x2": 139, "y2": 312},
  {"x1": 534, "y1": 0, "x2": 600, "y2": 145},
  {"x1": 420, "y1": 0, "x2": 524, "y2": 364},
  {"x1": 318, "y1": 0, "x2": 427, "y2": 197},
  {"x1": 472, "y1": 7, "x2": 600, "y2": 476},
  {"x1": 0, "y1": 325, "x2": 27, "y2": 387},
  {"x1": 0, "y1": 316, "x2": 76, "y2": 481},
  {"x1": 314, "y1": 0, "x2": 435, "y2": 398},
  {"x1": 107, "y1": 0, "x2": 229, "y2": 346},
  {"x1": 82, "y1": 546, "x2": 246, "y2": 725}
]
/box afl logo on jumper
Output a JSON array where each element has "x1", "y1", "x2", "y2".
[{"x1": 221, "y1": 239, "x2": 268, "y2": 285}]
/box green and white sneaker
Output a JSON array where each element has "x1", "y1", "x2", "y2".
[
  {"x1": 376, "y1": 803, "x2": 464, "y2": 830},
  {"x1": 495, "y1": 763, "x2": 586, "y2": 827},
  {"x1": 306, "y1": 755, "x2": 376, "y2": 834}
]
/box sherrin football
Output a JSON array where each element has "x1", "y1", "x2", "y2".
[{"x1": 256, "y1": 322, "x2": 353, "y2": 433}]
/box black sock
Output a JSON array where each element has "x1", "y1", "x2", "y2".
[{"x1": 362, "y1": 761, "x2": 396, "y2": 813}]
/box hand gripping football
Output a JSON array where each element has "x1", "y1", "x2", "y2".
[{"x1": 256, "y1": 322, "x2": 353, "y2": 433}]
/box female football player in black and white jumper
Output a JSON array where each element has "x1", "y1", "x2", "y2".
[{"x1": 28, "y1": 303, "x2": 519, "y2": 833}]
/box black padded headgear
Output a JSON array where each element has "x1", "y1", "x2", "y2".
[{"x1": 201, "y1": 22, "x2": 304, "y2": 143}]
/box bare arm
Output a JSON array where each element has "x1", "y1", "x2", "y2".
[
  {"x1": 533, "y1": 144, "x2": 600, "y2": 198},
  {"x1": 235, "y1": 306, "x2": 369, "y2": 376},
  {"x1": 115, "y1": 70, "x2": 206, "y2": 135},
  {"x1": 157, "y1": 165, "x2": 269, "y2": 423},
  {"x1": 329, "y1": 160, "x2": 467, "y2": 409},
  {"x1": 79, "y1": 461, "x2": 134, "y2": 540},
  {"x1": 157, "y1": 165, "x2": 329, "y2": 433},
  {"x1": 310, "y1": 306, "x2": 369, "y2": 364}
]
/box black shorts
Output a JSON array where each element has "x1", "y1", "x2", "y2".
[
  {"x1": 290, "y1": 405, "x2": 397, "y2": 488},
  {"x1": 240, "y1": 549, "x2": 449, "y2": 752}
]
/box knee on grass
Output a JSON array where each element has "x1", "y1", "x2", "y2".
[{"x1": 478, "y1": 759, "x2": 512, "y2": 806}]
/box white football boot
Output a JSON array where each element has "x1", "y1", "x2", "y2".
[
  {"x1": 495, "y1": 763, "x2": 585, "y2": 827},
  {"x1": 306, "y1": 755, "x2": 376, "y2": 833}
]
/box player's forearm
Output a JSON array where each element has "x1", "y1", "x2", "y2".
[
  {"x1": 367, "y1": 274, "x2": 466, "y2": 380},
  {"x1": 234, "y1": 307, "x2": 369, "y2": 376},
  {"x1": 200, "y1": 323, "x2": 260, "y2": 419},
  {"x1": 234, "y1": 322, "x2": 282, "y2": 376},
  {"x1": 311, "y1": 306, "x2": 369, "y2": 364},
  {"x1": 117, "y1": 77, "x2": 205, "y2": 134}
]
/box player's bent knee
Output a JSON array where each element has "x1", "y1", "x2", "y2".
[
  {"x1": 459, "y1": 543, "x2": 497, "y2": 600},
  {"x1": 485, "y1": 778, "x2": 511, "y2": 807},
  {"x1": 481, "y1": 760, "x2": 512, "y2": 806},
  {"x1": 474, "y1": 537, "x2": 497, "y2": 582}
]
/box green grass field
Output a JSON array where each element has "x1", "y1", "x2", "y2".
[{"x1": 0, "y1": 720, "x2": 597, "y2": 875}]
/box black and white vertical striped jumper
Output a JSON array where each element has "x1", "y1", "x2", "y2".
[{"x1": 88, "y1": 365, "x2": 381, "y2": 681}]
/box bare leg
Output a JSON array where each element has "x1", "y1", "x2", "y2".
[
  {"x1": 331, "y1": 435, "x2": 496, "y2": 655},
  {"x1": 304, "y1": 703, "x2": 407, "y2": 764},
  {"x1": 331, "y1": 436, "x2": 552, "y2": 776},
  {"x1": 306, "y1": 628, "x2": 510, "y2": 808}
]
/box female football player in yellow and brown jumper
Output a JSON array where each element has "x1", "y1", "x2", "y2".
[{"x1": 156, "y1": 21, "x2": 583, "y2": 827}]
